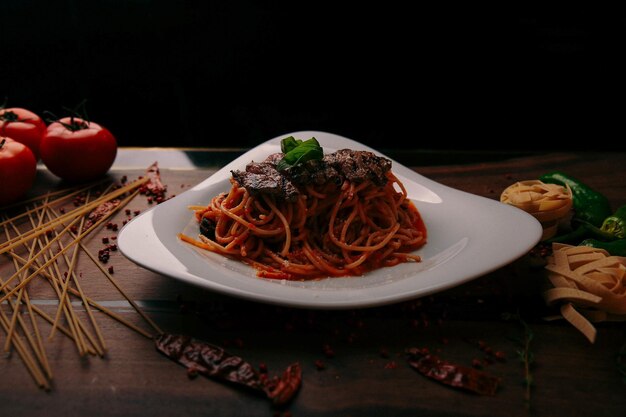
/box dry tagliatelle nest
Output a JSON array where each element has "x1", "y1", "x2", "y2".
[
  {"x1": 543, "y1": 243, "x2": 626, "y2": 343},
  {"x1": 500, "y1": 180, "x2": 572, "y2": 240}
]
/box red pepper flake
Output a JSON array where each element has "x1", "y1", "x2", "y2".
[
  {"x1": 314, "y1": 359, "x2": 326, "y2": 370},
  {"x1": 98, "y1": 249, "x2": 110, "y2": 263},
  {"x1": 122, "y1": 220, "x2": 128, "y2": 226},
  {"x1": 83, "y1": 201, "x2": 120, "y2": 232},
  {"x1": 59, "y1": 207, "x2": 66, "y2": 214},
  {"x1": 70, "y1": 225, "x2": 78, "y2": 234},
  {"x1": 133, "y1": 210, "x2": 141, "y2": 216},
  {"x1": 111, "y1": 236, "x2": 117, "y2": 240},
  {"x1": 384, "y1": 361, "x2": 398, "y2": 369},
  {"x1": 472, "y1": 358, "x2": 483, "y2": 369},
  {"x1": 259, "y1": 363, "x2": 268, "y2": 374},
  {"x1": 45, "y1": 230, "x2": 53, "y2": 238},
  {"x1": 73, "y1": 194, "x2": 86, "y2": 207},
  {"x1": 108, "y1": 266, "x2": 114, "y2": 274},
  {"x1": 111, "y1": 223, "x2": 118, "y2": 231},
  {"x1": 108, "y1": 243, "x2": 118, "y2": 252},
  {"x1": 102, "y1": 237, "x2": 110, "y2": 244},
  {"x1": 147, "y1": 197, "x2": 153, "y2": 204},
  {"x1": 120, "y1": 175, "x2": 128, "y2": 184},
  {"x1": 494, "y1": 351, "x2": 506, "y2": 362},
  {"x1": 125, "y1": 209, "x2": 131, "y2": 216}
]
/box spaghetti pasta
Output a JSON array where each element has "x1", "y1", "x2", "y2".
[{"x1": 180, "y1": 169, "x2": 427, "y2": 280}]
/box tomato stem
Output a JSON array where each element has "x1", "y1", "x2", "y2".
[
  {"x1": 0, "y1": 110, "x2": 18, "y2": 122},
  {"x1": 0, "y1": 138, "x2": 6, "y2": 149},
  {"x1": 44, "y1": 100, "x2": 92, "y2": 131}
]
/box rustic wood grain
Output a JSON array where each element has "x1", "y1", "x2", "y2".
[{"x1": 1, "y1": 152, "x2": 625, "y2": 417}]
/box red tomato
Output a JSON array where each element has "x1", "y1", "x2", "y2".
[
  {"x1": 40, "y1": 117, "x2": 118, "y2": 182},
  {"x1": 0, "y1": 108, "x2": 47, "y2": 160},
  {"x1": 0, "y1": 137, "x2": 38, "y2": 206}
]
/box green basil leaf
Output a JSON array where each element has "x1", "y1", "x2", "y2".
[
  {"x1": 280, "y1": 136, "x2": 302, "y2": 154},
  {"x1": 276, "y1": 158, "x2": 291, "y2": 171},
  {"x1": 276, "y1": 137, "x2": 323, "y2": 171}
]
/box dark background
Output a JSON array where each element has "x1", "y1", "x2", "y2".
[{"x1": 2, "y1": 2, "x2": 625, "y2": 151}]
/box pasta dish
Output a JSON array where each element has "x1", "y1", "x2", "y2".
[{"x1": 179, "y1": 139, "x2": 427, "y2": 280}]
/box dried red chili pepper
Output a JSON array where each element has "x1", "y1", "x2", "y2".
[
  {"x1": 155, "y1": 334, "x2": 301, "y2": 406},
  {"x1": 406, "y1": 347, "x2": 500, "y2": 396}
]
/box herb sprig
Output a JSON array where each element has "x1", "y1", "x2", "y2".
[
  {"x1": 503, "y1": 312, "x2": 535, "y2": 410},
  {"x1": 276, "y1": 136, "x2": 323, "y2": 171}
]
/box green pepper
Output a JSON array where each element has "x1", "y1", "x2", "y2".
[
  {"x1": 579, "y1": 238, "x2": 626, "y2": 256},
  {"x1": 600, "y1": 204, "x2": 626, "y2": 239},
  {"x1": 547, "y1": 221, "x2": 616, "y2": 245},
  {"x1": 539, "y1": 171, "x2": 612, "y2": 227}
]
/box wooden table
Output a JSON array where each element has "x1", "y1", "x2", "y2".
[{"x1": 1, "y1": 149, "x2": 625, "y2": 417}]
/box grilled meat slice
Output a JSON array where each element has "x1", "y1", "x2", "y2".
[
  {"x1": 231, "y1": 156, "x2": 300, "y2": 202},
  {"x1": 231, "y1": 149, "x2": 392, "y2": 200}
]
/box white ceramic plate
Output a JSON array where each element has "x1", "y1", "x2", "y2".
[{"x1": 118, "y1": 131, "x2": 542, "y2": 309}]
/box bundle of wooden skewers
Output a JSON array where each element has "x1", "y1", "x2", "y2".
[{"x1": 0, "y1": 168, "x2": 164, "y2": 390}]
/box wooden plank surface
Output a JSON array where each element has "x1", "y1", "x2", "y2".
[{"x1": 1, "y1": 152, "x2": 625, "y2": 417}]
